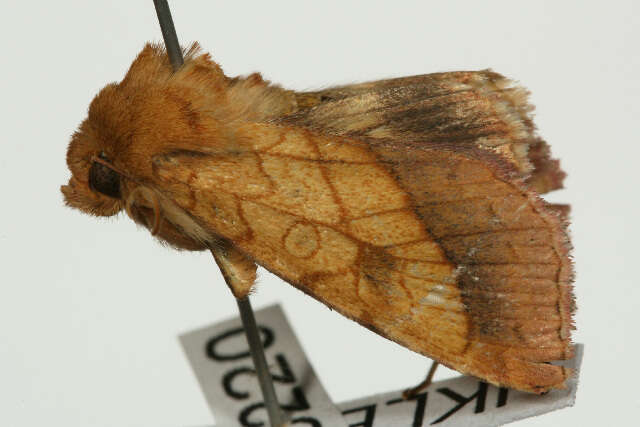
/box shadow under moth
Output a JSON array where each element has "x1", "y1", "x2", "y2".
[{"x1": 62, "y1": 43, "x2": 574, "y2": 394}]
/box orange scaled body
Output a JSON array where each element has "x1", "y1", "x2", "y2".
[{"x1": 62, "y1": 44, "x2": 574, "y2": 394}]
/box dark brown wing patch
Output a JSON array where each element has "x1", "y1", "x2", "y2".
[
  {"x1": 286, "y1": 70, "x2": 565, "y2": 194},
  {"x1": 281, "y1": 72, "x2": 574, "y2": 392}
]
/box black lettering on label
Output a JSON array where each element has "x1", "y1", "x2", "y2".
[
  {"x1": 387, "y1": 392, "x2": 428, "y2": 427},
  {"x1": 205, "y1": 325, "x2": 274, "y2": 361},
  {"x1": 223, "y1": 367, "x2": 254, "y2": 399},
  {"x1": 270, "y1": 354, "x2": 296, "y2": 383},
  {"x1": 291, "y1": 416, "x2": 322, "y2": 426},
  {"x1": 238, "y1": 387, "x2": 317, "y2": 426},
  {"x1": 342, "y1": 404, "x2": 376, "y2": 427},
  {"x1": 431, "y1": 382, "x2": 488, "y2": 424},
  {"x1": 222, "y1": 354, "x2": 297, "y2": 399},
  {"x1": 497, "y1": 387, "x2": 509, "y2": 407}
]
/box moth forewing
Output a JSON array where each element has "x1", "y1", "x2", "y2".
[{"x1": 62, "y1": 43, "x2": 574, "y2": 395}]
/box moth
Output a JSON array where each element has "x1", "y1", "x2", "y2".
[{"x1": 62, "y1": 43, "x2": 574, "y2": 394}]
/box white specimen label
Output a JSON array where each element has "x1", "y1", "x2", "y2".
[
  {"x1": 180, "y1": 305, "x2": 348, "y2": 427},
  {"x1": 181, "y1": 304, "x2": 582, "y2": 427}
]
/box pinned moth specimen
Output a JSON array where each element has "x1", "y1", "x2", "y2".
[{"x1": 62, "y1": 43, "x2": 574, "y2": 394}]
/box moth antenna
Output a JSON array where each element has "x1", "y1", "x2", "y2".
[
  {"x1": 125, "y1": 186, "x2": 162, "y2": 235},
  {"x1": 124, "y1": 187, "x2": 138, "y2": 221},
  {"x1": 149, "y1": 191, "x2": 162, "y2": 236}
]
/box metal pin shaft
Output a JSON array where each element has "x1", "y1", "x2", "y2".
[
  {"x1": 152, "y1": 2, "x2": 285, "y2": 425},
  {"x1": 237, "y1": 298, "x2": 287, "y2": 426},
  {"x1": 152, "y1": 0, "x2": 184, "y2": 71}
]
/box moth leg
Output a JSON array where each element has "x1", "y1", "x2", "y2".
[
  {"x1": 211, "y1": 246, "x2": 287, "y2": 425},
  {"x1": 403, "y1": 361, "x2": 440, "y2": 399},
  {"x1": 210, "y1": 244, "x2": 257, "y2": 299}
]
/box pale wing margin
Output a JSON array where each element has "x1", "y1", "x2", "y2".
[{"x1": 287, "y1": 70, "x2": 566, "y2": 195}]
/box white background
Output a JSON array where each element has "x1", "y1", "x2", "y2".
[{"x1": 1, "y1": 1, "x2": 638, "y2": 426}]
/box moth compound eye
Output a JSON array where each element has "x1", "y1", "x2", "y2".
[{"x1": 89, "y1": 154, "x2": 121, "y2": 199}]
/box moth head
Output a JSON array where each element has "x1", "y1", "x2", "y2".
[
  {"x1": 61, "y1": 118, "x2": 124, "y2": 217},
  {"x1": 60, "y1": 42, "x2": 229, "y2": 250}
]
